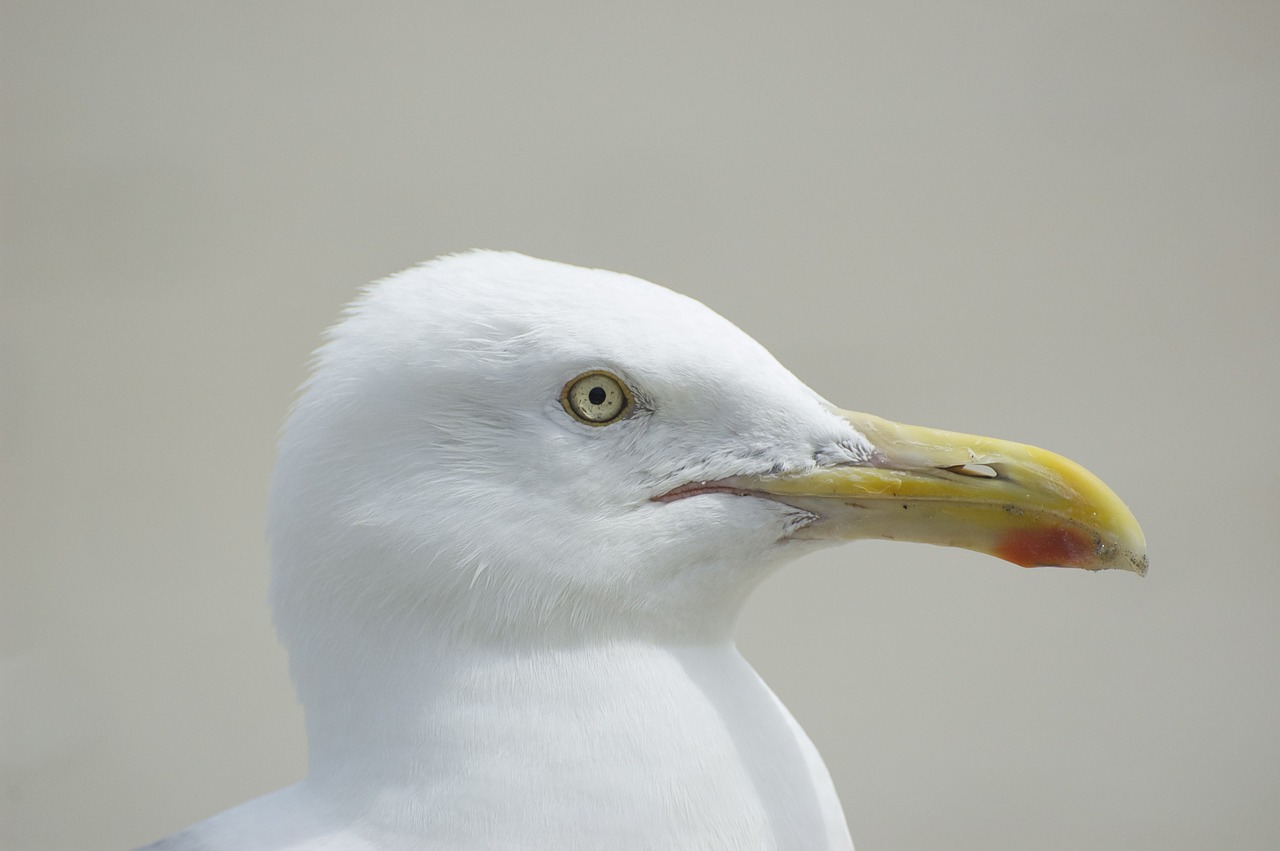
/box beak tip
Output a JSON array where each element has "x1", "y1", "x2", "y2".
[{"x1": 1128, "y1": 551, "x2": 1150, "y2": 578}]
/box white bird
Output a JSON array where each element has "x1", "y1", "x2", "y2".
[{"x1": 142, "y1": 251, "x2": 1146, "y2": 850}]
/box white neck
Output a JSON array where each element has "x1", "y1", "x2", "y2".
[{"x1": 285, "y1": 623, "x2": 850, "y2": 849}]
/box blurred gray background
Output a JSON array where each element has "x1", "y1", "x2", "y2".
[{"x1": 3, "y1": 3, "x2": 1278, "y2": 849}]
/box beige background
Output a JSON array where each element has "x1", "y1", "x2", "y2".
[{"x1": 3, "y1": 3, "x2": 1278, "y2": 849}]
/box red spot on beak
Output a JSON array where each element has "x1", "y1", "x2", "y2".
[{"x1": 995, "y1": 526, "x2": 1095, "y2": 568}]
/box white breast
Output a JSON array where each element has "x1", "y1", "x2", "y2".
[{"x1": 158, "y1": 643, "x2": 852, "y2": 851}]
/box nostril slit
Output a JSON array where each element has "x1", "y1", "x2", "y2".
[{"x1": 945, "y1": 463, "x2": 999, "y2": 479}]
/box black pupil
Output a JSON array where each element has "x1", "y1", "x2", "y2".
[{"x1": 588, "y1": 386, "x2": 607, "y2": 406}]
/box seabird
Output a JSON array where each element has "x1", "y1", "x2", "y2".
[{"x1": 141, "y1": 251, "x2": 1146, "y2": 850}]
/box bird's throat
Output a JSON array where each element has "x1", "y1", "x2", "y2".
[{"x1": 295, "y1": 639, "x2": 850, "y2": 846}]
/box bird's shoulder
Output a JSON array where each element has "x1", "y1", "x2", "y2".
[{"x1": 134, "y1": 784, "x2": 378, "y2": 851}]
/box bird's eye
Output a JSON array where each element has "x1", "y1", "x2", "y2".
[{"x1": 561, "y1": 371, "x2": 632, "y2": 425}]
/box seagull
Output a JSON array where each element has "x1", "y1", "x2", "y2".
[{"x1": 141, "y1": 251, "x2": 1146, "y2": 850}]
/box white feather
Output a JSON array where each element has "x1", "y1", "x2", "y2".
[{"x1": 142, "y1": 252, "x2": 861, "y2": 850}]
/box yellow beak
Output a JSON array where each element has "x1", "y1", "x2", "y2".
[{"x1": 731, "y1": 410, "x2": 1148, "y2": 574}]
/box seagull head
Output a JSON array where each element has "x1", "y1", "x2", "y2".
[{"x1": 268, "y1": 251, "x2": 1146, "y2": 656}]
